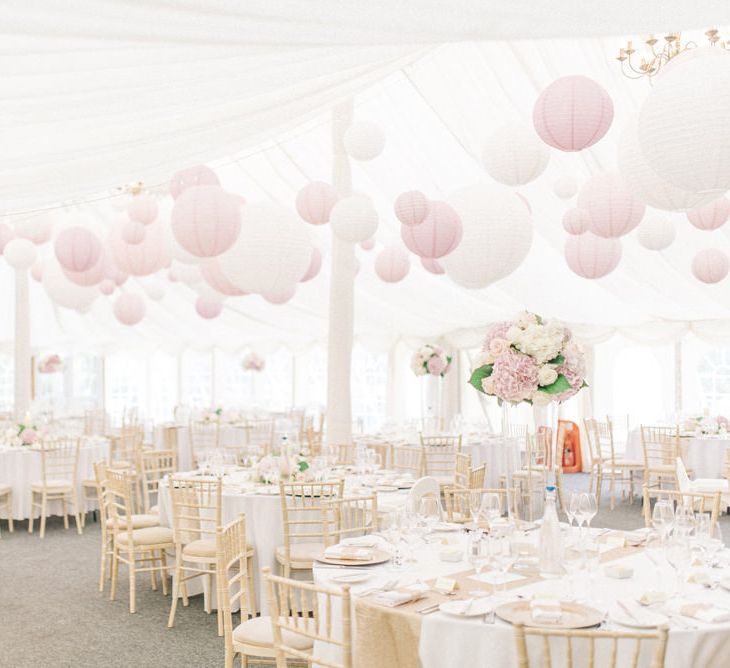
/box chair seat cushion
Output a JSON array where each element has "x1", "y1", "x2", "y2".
[
  {"x1": 612, "y1": 459, "x2": 643, "y2": 468},
  {"x1": 81, "y1": 478, "x2": 97, "y2": 488},
  {"x1": 106, "y1": 514, "x2": 160, "y2": 530},
  {"x1": 148, "y1": 504, "x2": 159, "y2": 515},
  {"x1": 183, "y1": 538, "x2": 216, "y2": 558},
  {"x1": 690, "y1": 479, "x2": 730, "y2": 493},
  {"x1": 117, "y1": 526, "x2": 173, "y2": 546},
  {"x1": 275, "y1": 542, "x2": 325, "y2": 563},
  {"x1": 233, "y1": 616, "x2": 314, "y2": 651},
  {"x1": 31, "y1": 479, "x2": 72, "y2": 491}
]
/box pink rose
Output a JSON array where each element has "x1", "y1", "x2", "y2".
[
  {"x1": 427, "y1": 355, "x2": 446, "y2": 375},
  {"x1": 481, "y1": 376, "x2": 496, "y2": 394},
  {"x1": 21, "y1": 428, "x2": 37, "y2": 444},
  {"x1": 482, "y1": 322, "x2": 512, "y2": 351},
  {"x1": 488, "y1": 337, "x2": 510, "y2": 357}
]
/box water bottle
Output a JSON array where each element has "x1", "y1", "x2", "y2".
[{"x1": 539, "y1": 486, "x2": 565, "y2": 578}]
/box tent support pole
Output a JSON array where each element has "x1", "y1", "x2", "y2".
[
  {"x1": 325, "y1": 100, "x2": 354, "y2": 446},
  {"x1": 14, "y1": 269, "x2": 31, "y2": 421}
]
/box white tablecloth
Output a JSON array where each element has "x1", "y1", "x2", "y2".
[
  {"x1": 626, "y1": 429, "x2": 730, "y2": 479},
  {"x1": 0, "y1": 438, "x2": 109, "y2": 520}
]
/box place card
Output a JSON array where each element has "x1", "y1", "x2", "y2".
[{"x1": 433, "y1": 577, "x2": 458, "y2": 593}]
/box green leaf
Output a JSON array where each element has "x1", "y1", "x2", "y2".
[
  {"x1": 547, "y1": 354, "x2": 565, "y2": 366},
  {"x1": 581, "y1": 380, "x2": 589, "y2": 389},
  {"x1": 468, "y1": 364, "x2": 493, "y2": 393},
  {"x1": 539, "y1": 373, "x2": 572, "y2": 395},
  {"x1": 446, "y1": 356, "x2": 453, "y2": 364},
  {"x1": 298, "y1": 460, "x2": 309, "y2": 472}
]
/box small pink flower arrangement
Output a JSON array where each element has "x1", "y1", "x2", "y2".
[
  {"x1": 410, "y1": 344, "x2": 452, "y2": 378},
  {"x1": 242, "y1": 352, "x2": 265, "y2": 372},
  {"x1": 38, "y1": 354, "x2": 63, "y2": 374},
  {"x1": 469, "y1": 311, "x2": 587, "y2": 406}
]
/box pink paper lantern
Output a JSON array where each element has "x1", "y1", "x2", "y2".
[
  {"x1": 421, "y1": 257, "x2": 445, "y2": 275},
  {"x1": 200, "y1": 259, "x2": 247, "y2": 296},
  {"x1": 562, "y1": 208, "x2": 590, "y2": 236},
  {"x1": 263, "y1": 286, "x2": 296, "y2": 304},
  {"x1": 300, "y1": 247, "x2": 322, "y2": 282},
  {"x1": 54, "y1": 226, "x2": 102, "y2": 273},
  {"x1": 127, "y1": 195, "x2": 158, "y2": 225},
  {"x1": 360, "y1": 237, "x2": 375, "y2": 251},
  {"x1": 375, "y1": 245, "x2": 410, "y2": 283},
  {"x1": 113, "y1": 293, "x2": 146, "y2": 326},
  {"x1": 169, "y1": 165, "x2": 220, "y2": 199},
  {"x1": 516, "y1": 193, "x2": 532, "y2": 215},
  {"x1": 30, "y1": 261, "x2": 43, "y2": 282},
  {"x1": 195, "y1": 297, "x2": 223, "y2": 319},
  {"x1": 295, "y1": 181, "x2": 338, "y2": 225},
  {"x1": 400, "y1": 201, "x2": 462, "y2": 259},
  {"x1": 577, "y1": 173, "x2": 645, "y2": 238},
  {"x1": 564, "y1": 233, "x2": 621, "y2": 279},
  {"x1": 64, "y1": 251, "x2": 108, "y2": 287},
  {"x1": 692, "y1": 249, "x2": 729, "y2": 284},
  {"x1": 533, "y1": 75, "x2": 614, "y2": 152},
  {"x1": 687, "y1": 196, "x2": 730, "y2": 231},
  {"x1": 15, "y1": 214, "x2": 54, "y2": 245},
  {"x1": 394, "y1": 191, "x2": 430, "y2": 226},
  {"x1": 171, "y1": 185, "x2": 241, "y2": 257},
  {"x1": 0, "y1": 224, "x2": 14, "y2": 254},
  {"x1": 111, "y1": 221, "x2": 167, "y2": 277},
  {"x1": 99, "y1": 279, "x2": 115, "y2": 295},
  {"x1": 121, "y1": 220, "x2": 146, "y2": 245}
]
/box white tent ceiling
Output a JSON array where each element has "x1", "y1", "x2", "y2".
[{"x1": 4, "y1": 2, "x2": 730, "y2": 353}]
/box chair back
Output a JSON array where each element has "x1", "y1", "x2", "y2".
[
  {"x1": 640, "y1": 426, "x2": 680, "y2": 470},
  {"x1": 169, "y1": 476, "x2": 222, "y2": 545},
  {"x1": 325, "y1": 494, "x2": 378, "y2": 542},
  {"x1": 469, "y1": 464, "x2": 486, "y2": 489},
  {"x1": 40, "y1": 438, "x2": 80, "y2": 485},
  {"x1": 392, "y1": 445, "x2": 423, "y2": 476},
  {"x1": 243, "y1": 418, "x2": 274, "y2": 453},
  {"x1": 336, "y1": 443, "x2": 357, "y2": 465},
  {"x1": 263, "y1": 568, "x2": 352, "y2": 668},
  {"x1": 84, "y1": 409, "x2": 108, "y2": 436},
  {"x1": 675, "y1": 457, "x2": 691, "y2": 493},
  {"x1": 216, "y1": 515, "x2": 251, "y2": 645},
  {"x1": 421, "y1": 441, "x2": 457, "y2": 481},
  {"x1": 407, "y1": 476, "x2": 442, "y2": 514},
  {"x1": 453, "y1": 452, "x2": 472, "y2": 489},
  {"x1": 139, "y1": 448, "x2": 177, "y2": 513},
  {"x1": 93, "y1": 461, "x2": 110, "y2": 525},
  {"x1": 419, "y1": 434, "x2": 462, "y2": 450},
  {"x1": 189, "y1": 419, "x2": 220, "y2": 467},
  {"x1": 642, "y1": 484, "x2": 721, "y2": 531},
  {"x1": 514, "y1": 623, "x2": 668, "y2": 668},
  {"x1": 111, "y1": 426, "x2": 144, "y2": 467},
  {"x1": 583, "y1": 418, "x2": 603, "y2": 467},
  {"x1": 104, "y1": 468, "x2": 138, "y2": 539}
]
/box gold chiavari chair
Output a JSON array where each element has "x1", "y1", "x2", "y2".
[
  {"x1": 109, "y1": 424, "x2": 145, "y2": 469},
  {"x1": 514, "y1": 623, "x2": 668, "y2": 668},
  {"x1": 469, "y1": 464, "x2": 486, "y2": 489},
  {"x1": 420, "y1": 434, "x2": 462, "y2": 450},
  {"x1": 29, "y1": 438, "x2": 82, "y2": 538},
  {"x1": 336, "y1": 443, "x2": 357, "y2": 465},
  {"x1": 325, "y1": 494, "x2": 379, "y2": 542},
  {"x1": 84, "y1": 408, "x2": 109, "y2": 436},
  {"x1": 443, "y1": 486, "x2": 520, "y2": 524},
  {"x1": 264, "y1": 567, "x2": 352, "y2": 668},
  {"x1": 0, "y1": 483, "x2": 12, "y2": 536},
  {"x1": 276, "y1": 480, "x2": 343, "y2": 578},
  {"x1": 304, "y1": 426, "x2": 322, "y2": 458},
  {"x1": 107, "y1": 468, "x2": 172, "y2": 613},
  {"x1": 641, "y1": 425, "x2": 683, "y2": 496},
  {"x1": 600, "y1": 417, "x2": 643, "y2": 509},
  {"x1": 453, "y1": 452, "x2": 472, "y2": 489},
  {"x1": 392, "y1": 445, "x2": 424, "y2": 477},
  {"x1": 189, "y1": 419, "x2": 221, "y2": 469},
  {"x1": 642, "y1": 484, "x2": 721, "y2": 531},
  {"x1": 509, "y1": 432, "x2": 549, "y2": 521},
  {"x1": 421, "y1": 442, "x2": 459, "y2": 486},
  {"x1": 139, "y1": 448, "x2": 177, "y2": 515},
  {"x1": 583, "y1": 418, "x2": 604, "y2": 504},
  {"x1": 244, "y1": 418, "x2": 275, "y2": 455}
]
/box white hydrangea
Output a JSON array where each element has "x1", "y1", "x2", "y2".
[
  {"x1": 512, "y1": 322, "x2": 565, "y2": 365},
  {"x1": 531, "y1": 390, "x2": 554, "y2": 406}
]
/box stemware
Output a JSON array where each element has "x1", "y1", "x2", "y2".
[
  {"x1": 564, "y1": 491, "x2": 577, "y2": 536},
  {"x1": 382, "y1": 512, "x2": 405, "y2": 570},
  {"x1": 418, "y1": 496, "x2": 441, "y2": 537},
  {"x1": 651, "y1": 500, "x2": 675, "y2": 544},
  {"x1": 665, "y1": 534, "x2": 691, "y2": 599},
  {"x1": 468, "y1": 535, "x2": 493, "y2": 596},
  {"x1": 579, "y1": 493, "x2": 598, "y2": 536},
  {"x1": 569, "y1": 492, "x2": 585, "y2": 540},
  {"x1": 469, "y1": 491, "x2": 483, "y2": 524},
  {"x1": 480, "y1": 493, "x2": 502, "y2": 529},
  {"x1": 492, "y1": 533, "x2": 517, "y2": 596},
  {"x1": 674, "y1": 504, "x2": 696, "y2": 537}
]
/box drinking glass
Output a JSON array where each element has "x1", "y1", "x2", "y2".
[
  {"x1": 579, "y1": 493, "x2": 598, "y2": 544},
  {"x1": 492, "y1": 535, "x2": 517, "y2": 596},
  {"x1": 569, "y1": 492, "x2": 585, "y2": 540},
  {"x1": 382, "y1": 512, "x2": 405, "y2": 570},
  {"x1": 565, "y1": 491, "x2": 577, "y2": 535},
  {"x1": 665, "y1": 535, "x2": 691, "y2": 598},
  {"x1": 418, "y1": 496, "x2": 441, "y2": 537},
  {"x1": 468, "y1": 536, "x2": 493, "y2": 596},
  {"x1": 674, "y1": 504, "x2": 696, "y2": 537},
  {"x1": 469, "y1": 491, "x2": 483, "y2": 524},
  {"x1": 652, "y1": 500, "x2": 675, "y2": 544},
  {"x1": 480, "y1": 493, "x2": 502, "y2": 529}
]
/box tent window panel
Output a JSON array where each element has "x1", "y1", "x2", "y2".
[
  {"x1": 180, "y1": 351, "x2": 212, "y2": 409},
  {"x1": 351, "y1": 345, "x2": 386, "y2": 432}
]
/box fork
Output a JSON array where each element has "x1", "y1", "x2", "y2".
[{"x1": 356, "y1": 579, "x2": 398, "y2": 598}]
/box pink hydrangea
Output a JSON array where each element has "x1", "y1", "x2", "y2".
[
  {"x1": 488, "y1": 337, "x2": 510, "y2": 357},
  {"x1": 20, "y1": 427, "x2": 37, "y2": 444},
  {"x1": 427, "y1": 355, "x2": 446, "y2": 375},
  {"x1": 717, "y1": 415, "x2": 730, "y2": 430},
  {"x1": 491, "y1": 350, "x2": 539, "y2": 403},
  {"x1": 554, "y1": 341, "x2": 586, "y2": 402},
  {"x1": 482, "y1": 322, "x2": 512, "y2": 351}
]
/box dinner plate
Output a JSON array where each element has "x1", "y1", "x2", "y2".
[
  {"x1": 314, "y1": 548, "x2": 391, "y2": 567},
  {"x1": 610, "y1": 607, "x2": 668, "y2": 629},
  {"x1": 439, "y1": 598, "x2": 493, "y2": 617},
  {"x1": 375, "y1": 485, "x2": 399, "y2": 492},
  {"x1": 330, "y1": 572, "x2": 372, "y2": 584},
  {"x1": 433, "y1": 522, "x2": 462, "y2": 532},
  {"x1": 496, "y1": 600, "x2": 604, "y2": 629}
]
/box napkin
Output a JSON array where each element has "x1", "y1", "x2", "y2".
[
  {"x1": 373, "y1": 584, "x2": 429, "y2": 607},
  {"x1": 340, "y1": 536, "x2": 381, "y2": 548},
  {"x1": 681, "y1": 603, "x2": 730, "y2": 623},
  {"x1": 530, "y1": 598, "x2": 562, "y2": 624},
  {"x1": 624, "y1": 528, "x2": 653, "y2": 546},
  {"x1": 324, "y1": 545, "x2": 374, "y2": 560}
]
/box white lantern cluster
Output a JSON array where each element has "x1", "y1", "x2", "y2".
[
  {"x1": 329, "y1": 195, "x2": 378, "y2": 243},
  {"x1": 481, "y1": 124, "x2": 550, "y2": 186},
  {"x1": 636, "y1": 217, "x2": 676, "y2": 251}
]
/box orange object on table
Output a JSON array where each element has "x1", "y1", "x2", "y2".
[{"x1": 559, "y1": 419, "x2": 582, "y2": 473}]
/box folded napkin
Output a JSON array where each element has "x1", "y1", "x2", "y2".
[
  {"x1": 373, "y1": 584, "x2": 429, "y2": 607},
  {"x1": 340, "y1": 536, "x2": 381, "y2": 548},
  {"x1": 681, "y1": 603, "x2": 730, "y2": 623},
  {"x1": 324, "y1": 545, "x2": 374, "y2": 561},
  {"x1": 624, "y1": 528, "x2": 653, "y2": 546},
  {"x1": 530, "y1": 599, "x2": 562, "y2": 624}
]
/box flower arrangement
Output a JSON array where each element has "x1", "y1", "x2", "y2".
[
  {"x1": 682, "y1": 415, "x2": 728, "y2": 435},
  {"x1": 410, "y1": 344, "x2": 452, "y2": 377},
  {"x1": 5, "y1": 423, "x2": 39, "y2": 446},
  {"x1": 38, "y1": 354, "x2": 63, "y2": 374},
  {"x1": 469, "y1": 311, "x2": 587, "y2": 406},
  {"x1": 255, "y1": 454, "x2": 310, "y2": 484},
  {"x1": 242, "y1": 352, "x2": 265, "y2": 372}
]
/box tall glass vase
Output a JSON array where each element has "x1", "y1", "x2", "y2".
[{"x1": 420, "y1": 374, "x2": 442, "y2": 434}]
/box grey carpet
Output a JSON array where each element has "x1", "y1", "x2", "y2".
[{"x1": 1, "y1": 474, "x2": 728, "y2": 667}]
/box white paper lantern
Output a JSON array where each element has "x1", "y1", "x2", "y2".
[
  {"x1": 14, "y1": 212, "x2": 55, "y2": 245},
  {"x1": 553, "y1": 175, "x2": 578, "y2": 199},
  {"x1": 617, "y1": 115, "x2": 715, "y2": 212},
  {"x1": 440, "y1": 183, "x2": 532, "y2": 289},
  {"x1": 138, "y1": 278, "x2": 165, "y2": 301},
  {"x1": 562, "y1": 208, "x2": 590, "y2": 235},
  {"x1": 218, "y1": 203, "x2": 312, "y2": 295},
  {"x1": 577, "y1": 172, "x2": 645, "y2": 238},
  {"x1": 177, "y1": 263, "x2": 202, "y2": 286},
  {"x1": 692, "y1": 248, "x2": 729, "y2": 284},
  {"x1": 329, "y1": 196, "x2": 379, "y2": 243},
  {"x1": 639, "y1": 54, "x2": 730, "y2": 195},
  {"x1": 374, "y1": 245, "x2": 410, "y2": 283},
  {"x1": 42, "y1": 261, "x2": 98, "y2": 310},
  {"x1": 564, "y1": 233, "x2": 621, "y2": 279},
  {"x1": 343, "y1": 121, "x2": 385, "y2": 161},
  {"x1": 481, "y1": 124, "x2": 550, "y2": 186},
  {"x1": 4, "y1": 238, "x2": 37, "y2": 269},
  {"x1": 636, "y1": 217, "x2": 676, "y2": 251}
]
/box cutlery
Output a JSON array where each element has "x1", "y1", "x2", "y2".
[
  {"x1": 617, "y1": 600, "x2": 640, "y2": 623},
  {"x1": 356, "y1": 579, "x2": 398, "y2": 598},
  {"x1": 417, "y1": 603, "x2": 440, "y2": 615},
  {"x1": 459, "y1": 598, "x2": 475, "y2": 615}
]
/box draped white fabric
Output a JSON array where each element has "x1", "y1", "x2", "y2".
[{"x1": 5, "y1": 4, "x2": 730, "y2": 353}]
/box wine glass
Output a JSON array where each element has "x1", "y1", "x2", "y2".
[
  {"x1": 469, "y1": 491, "x2": 483, "y2": 525},
  {"x1": 382, "y1": 512, "x2": 405, "y2": 570},
  {"x1": 652, "y1": 500, "x2": 675, "y2": 544},
  {"x1": 665, "y1": 534, "x2": 691, "y2": 599},
  {"x1": 579, "y1": 493, "x2": 598, "y2": 537},
  {"x1": 492, "y1": 534, "x2": 517, "y2": 597},
  {"x1": 418, "y1": 496, "x2": 441, "y2": 537},
  {"x1": 565, "y1": 491, "x2": 577, "y2": 536},
  {"x1": 480, "y1": 493, "x2": 502, "y2": 529},
  {"x1": 674, "y1": 504, "x2": 696, "y2": 537},
  {"x1": 468, "y1": 535, "x2": 493, "y2": 596}
]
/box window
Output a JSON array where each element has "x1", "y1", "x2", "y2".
[
  {"x1": 180, "y1": 351, "x2": 213, "y2": 409},
  {"x1": 351, "y1": 345, "x2": 387, "y2": 431},
  {"x1": 105, "y1": 354, "x2": 148, "y2": 425}
]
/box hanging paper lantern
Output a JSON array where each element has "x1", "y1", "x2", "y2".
[
  {"x1": 687, "y1": 196, "x2": 730, "y2": 231},
  {"x1": 99, "y1": 279, "x2": 115, "y2": 296},
  {"x1": 114, "y1": 293, "x2": 146, "y2": 325},
  {"x1": 127, "y1": 195, "x2": 158, "y2": 225},
  {"x1": 64, "y1": 250, "x2": 109, "y2": 287},
  {"x1": 167, "y1": 268, "x2": 179, "y2": 282},
  {"x1": 360, "y1": 238, "x2": 375, "y2": 251},
  {"x1": 564, "y1": 233, "x2": 621, "y2": 279},
  {"x1": 343, "y1": 121, "x2": 385, "y2": 161},
  {"x1": 481, "y1": 124, "x2": 550, "y2": 186},
  {"x1": 421, "y1": 258, "x2": 445, "y2": 275},
  {"x1": 111, "y1": 221, "x2": 167, "y2": 276},
  {"x1": 533, "y1": 75, "x2": 614, "y2": 152},
  {"x1": 637, "y1": 217, "x2": 676, "y2": 251},
  {"x1": 441, "y1": 184, "x2": 532, "y2": 289},
  {"x1": 177, "y1": 264, "x2": 202, "y2": 286},
  {"x1": 5, "y1": 238, "x2": 37, "y2": 270},
  {"x1": 394, "y1": 191, "x2": 430, "y2": 226},
  {"x1": 171, "y1": 185, "x2": 241, "y2": 257},
  {"x1": 15, "y1": 213, "x2": 54, "y2": 245},
  {"x1": 330, "y1": 195, "x2": 379, "y2": 243},
  {"x1": 263, "y1": 286, "x2": 296, "y2": 304},
  {"x1": 0, "y1": 224, "x2": 14, "y2": 254},
  {"x1": 195, "y1": 296, "x2": 223, "y2": 319},
  {"x1": 110, "y1": 192, "x2": 133, "y2": 211},
  {"x1": 562, "y1": 208, "x2": 590, "y2": 236},
  {"x1": 300, "y1": 247, "x2": 322, "y2": 282},
  {"x1": 639, "y1": 55, "x2": 730, "y2": 195},
  {"x1": 218, "y1": 202, "x2": 311, "y2": 296},
  {"x1": 401, "y1": 200, "x2": 462, "y2": 259},
  {"x1": 295, "y1": 181, "x2": 338, "y2": 225},
  {"x1": 617, "y1": 115, "x2": 714, "y2": 212},
  {"x1": 42, "y1": 261, "x2": 98, "y2": 310},
  {"x1": 169, "y1": 165, "x2": 220, "y2": 199},
  {"x1": 54, "y1": 226, "x2": 102, "y2": 273},
  {"x1": 577, "y1": 172, "x2": 645, "y2": 238},
  {"x1": 692, "y1": 249, "x2": 729, "y2": 284},
  {"x1": 30, "y1": 261, "x2": 43, "y2": 282},
  {"x1": 553, "y1": 175, "x2": 579, "y2": 199},
  {"x1": 200, "y1": 259, "x2": 247, "y2": 296},
  {"x1": 139, "y1": 278, "x2": 165, "y2": 301},
  {"x1": 374, "y1": 245, "x2": 410, "y2": 283},
  {"x1": 121, "y1": 220, "x2": 146, "y2": 245}
]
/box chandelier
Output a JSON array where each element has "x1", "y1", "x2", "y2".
[{"x1": 617, "y1": 28, "x2": 729, "y2": 79}]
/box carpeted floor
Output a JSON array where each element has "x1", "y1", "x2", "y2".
[{"x1": 1, "y1": 474, "x2": 728, "y2": 667}]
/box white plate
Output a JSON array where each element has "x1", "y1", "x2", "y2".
[
  {"x1": 433, "y1": 522, "x2": 462, "y2": 532},
  {"x1": 330, "y1": 572, "x2": 371, "y2": 584},
  {"x1": 439, "y1": 598, "x2": 493, "y2": 617},
  {"x1": 611, "y1": 608, "x2": 668, "y2": 629}
]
